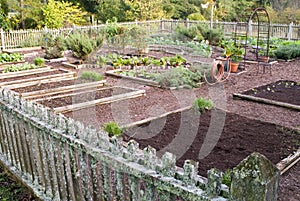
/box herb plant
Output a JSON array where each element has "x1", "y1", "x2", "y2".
[
  {"x1": 34, "y1": 57, "x2": 45, "y2": 66},
  {"x1": 192, "y1": 96, "x2": 213, "y2": 112},
  {"x1": 103, "y1": 122, "x2": 122, "y2": 137},
  {"x1": 80, "y1": 71, "x2": 103, "y2": 81}
]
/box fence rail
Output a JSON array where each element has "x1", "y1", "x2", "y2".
[
  {"x1": 0, "y1": 88, "x2": 280, "y2": 200},
  {"x1": 0, "y1": 20, "x2": 299, "y2": 50}
]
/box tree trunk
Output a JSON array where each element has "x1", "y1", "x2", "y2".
[{"x1": 20, "y1": 0, "x2": 26, "y2": 29}]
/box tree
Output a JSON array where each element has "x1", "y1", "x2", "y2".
[
  {"x1": 42, "y1": 0, "x2": 88, "y2": 28},
  {"x1": 96, "y1": 0, "x2": 128, "y2": 23},
  {"x1": 168, "y1": 0, "x2": 199, "y2": 19},
  {"x1": 124, "y1": 0, "x2": 166, "y2": 21},
  {"x1": 9, "y1": 0, "x2": 44, "y2": 29},
  {"x1": 0, "y1": 1, "x2": 10, "y2": 30}
]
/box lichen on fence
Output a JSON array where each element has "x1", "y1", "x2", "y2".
[{"x1": 0, "y1": 88, "x2": 280, "y2": 201}]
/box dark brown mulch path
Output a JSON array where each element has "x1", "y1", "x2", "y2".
[
  {"x1": 123, "y1": 109, "x2": 300, "y2": 177},
  {"x1": 242, "y1": 80, "x2": 300, "y2": 106}
]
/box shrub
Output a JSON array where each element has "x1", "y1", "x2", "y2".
[
  {"x1": 273, "y1": 44, "x2": 300, "y2": 60},
  {"x1": 34, "y1": 57, "x2": 45, "y2": 66},
  {"x1": 65, "y1": 32, "x2": 103, "y2": 60},
  {"x1": 103, "y1": 122, "x2": 122, "y2": 137},
  {"x1": 192, "y1": 97, "x2": 213, "y2": 112},
  {"x1": 174, "y1": 25, "x2": 201, "y2": 42},
  {"x1": 44, "y1": 35, "x2": 66, "y2": 59},
  {"x1": 196, "y1": 25, "x2": 224, "y2": 45},
  {"x1": 80, "y1": 71, "x2": 103, "y2": 81}
]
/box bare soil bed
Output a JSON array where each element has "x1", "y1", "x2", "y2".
[
  {"x1": 122, "y1": 109, "x2": 300, "y2": 177},
  {"x1": 241, "y1": 79, "x2": 300, "y2": 106},
  {"x1": 12, "y1": 79, "x2": 88, "y2": 93},
  {"x1": 39, "y1": 86, "x2": 133, "y2": 108}
]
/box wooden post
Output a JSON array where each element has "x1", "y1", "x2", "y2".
[
  {"x1": 1, "y1": 28, "x2": 5, "y2": 50},
  {"x1": 160, "y1": 18, "x2": 164, "y2": 32},
  {"x1": 186, "y1": 18, "x2": 189, "y2": 28},
  {"x1": 287, "y1": 22, "x2": 293, "y2": 40},
  {"x1": 230, "y1": 152, "x2": 280, "y2": 201}
]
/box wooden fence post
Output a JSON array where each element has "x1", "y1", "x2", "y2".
[
  {"x1": 0, "y1": 28, "x2": 5, "y2": 50},
  {"x1": 287, "y1": 22, "x2": 293, "y2": 40},
  {"x1": 230, "y1": 152, "x2": 280, "y2": 201},
  {"x1": 186, "y1": 18, "x2": 189, "y2": 28},
  {"x1": 248, "y1": 20, "x2": 253, "y2": 38},
  {"x1": 160, "y1": 18, "x2": 164, "y2": 32}
]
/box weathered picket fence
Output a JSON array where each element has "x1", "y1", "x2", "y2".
[
  {"x1": 1, "y1": 19, "x2": 299, "y2": 50},
  {"x1": 0, "y1": 88, "x2": 280, "y2": 200}
]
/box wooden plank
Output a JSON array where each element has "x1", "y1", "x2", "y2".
[
  {"x1": 233, "y1": 93, "x2": 300, "y2": 111},
  {"x1": 54, "y1": 89, "x2": 146, "y2": 113},
  {"x1": 32, "y1": 86, "x2": 114, "y2": 102},
  {"x1": 21, "y1": 80, "x2": 107, "y2": 99},
  {"x1": 122, "y1": 106, "x2": 192, "y2": 128},
  {"x1": 0, "y1": 72, "x2": 76, "y2": 87},
  {"x1": 3, "y1": 77, "x2": 77, "y2": 90},
  {"x1": 0, "y1": 60, "x2": 26, "y2": 68},
  {"x1": 276, "y1": 148, "x2": 300, "y2": 175},
  {"x1": 0, "y1": 67, "x2": 53, "y2": 79},
  {"x1": 105, "y1": 69, "x2": 160, "y2": 87}
]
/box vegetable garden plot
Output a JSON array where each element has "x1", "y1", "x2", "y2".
[
  {"x1": 11, "y1": 77, "x2": 95, "y2": 92},
  {"x1": 233, "y1": 80, "x2": 300, "y2": 111},
  {"x1": 0, "y1": 68, "x2": 76, "y2": 88},
  {"x1": 36, "y1": 86, "x2": 145, "y2": 113},
  {"x1": 19, "y1": 80, "x2": 106, "y2": 101},
  {"x1": 122, "y1": 108, "x2": 300, "y2": 176},
  {"x1": 106, "y1": 64, "x2": 209, "y2": 89}
]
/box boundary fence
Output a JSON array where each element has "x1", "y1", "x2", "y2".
[
  {"x1": 0, "y1": 88, "x2": 280, "y2": 200},
  {"x1": 0, "y1": 19, "x2": 299, "y2": 50}
]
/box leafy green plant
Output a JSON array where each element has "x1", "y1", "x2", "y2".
[
  {"x1": 80, "y1": 71, "x2": 103, "y2": 81},
  {"x1": 103, "y1": 121, "x2": 122, "y2": 137},
  {"x1": 0, "y1": 53, "x2": 24, "y2": 63},
  {"x1": 2, "y1": 63, "x2": 42, "y2": 73},
  {"x1": 169, "y1": 55, "x2": 186, "y2": 66},
  {"x1": 154, "y1": 66, "x2": 203, "y2": 88},
  {"x1": 97, "y1": 55, "x2": 109, "y2": 66},
  {"x1": 192, "y1": 97, "x2": 213, "y2": 112},
  {"x1": 34, "y1": 57, "x2": 45, "y2": 66},
  {"x1": 222, "y1": 169, "x2": 232, "y2": 187},
  {"x1": 224, "y1": 43, "x2": 245, "y2": 63}
]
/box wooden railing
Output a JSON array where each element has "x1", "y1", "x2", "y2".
[
  {"x1": 0, "y1": 20, "x2": 299, "y2": 50},
  {"x1": 0, "y1": 88, "x2": 280, "y2": 200}
]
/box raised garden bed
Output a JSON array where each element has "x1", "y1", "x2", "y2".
[
  {"x1": 233, "y1": 80, "x2": 300, "y2": 111},
  {"x1": 11, "y1": 78, "x2": 89, "y2": 92},
  {"x1": 20, "y1": 80, "x2": 106, "y2": 101},
  {"x1": 36, "y1": 86, "x2": 146, "y2": 113},
  {"x1": 106, "y1": 64, "x2": 208, "y2": 89},
  {"x1": 0, "y1": 68, "x2": 76, "y2": 88},
  {"x1": 121, "y1": 108, "x2": 300, "y2": 176}
]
